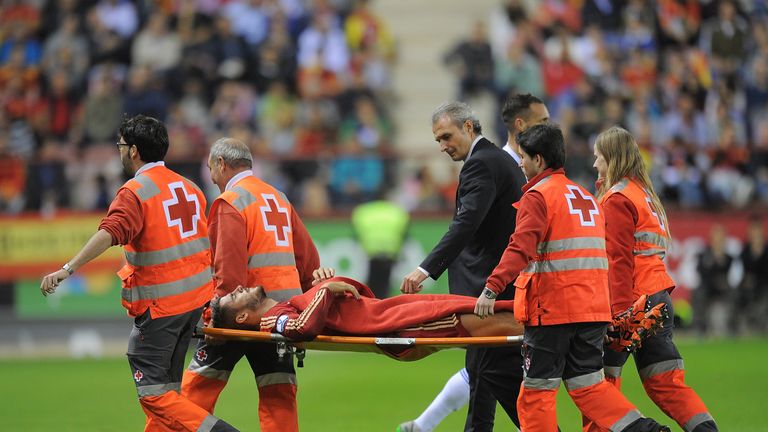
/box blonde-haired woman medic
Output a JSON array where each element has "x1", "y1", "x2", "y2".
[{"x1": 584, "y1": 126, "x2": 718, "y2": 432}]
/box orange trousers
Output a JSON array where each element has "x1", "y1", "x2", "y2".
[
  {"x1": 518, "y1": 377, "x2": 642, "y2": 431},
  {"x1": 141, "y1": 389, "x2": 230, "y2": 432},
  {"x1": 181, "y1": 369, "x2": 298, "y2": 432}
]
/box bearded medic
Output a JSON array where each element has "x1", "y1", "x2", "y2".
[
  {"x1": 40, "y1": 115, "x2": 238, "y2": 432},
  {"x1": 474, "y1": 123, "x2": 670, "y2": 432},
  {"x1": 181, "y1": 138, "x2": 319, "y2": 432},
  {"x1": 584, "y1": 126, "x2": 717, "y2": 432}
]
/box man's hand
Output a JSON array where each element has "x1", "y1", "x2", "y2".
[
  {"x1": 325, "y1": 281, "x2": 360, "y2": 299},
  {"x1": 312, "y1": 267, "x2": 335, "y2": 285},
  {"x1": 400, "y1": 269, "x2": 427, "y2": 294},
  {"x1": 40, "y1": 269, "x2": 69, "y2": 297},
  {"x1": 474, "y1": 287, "x2": 497, "y2": 318}
]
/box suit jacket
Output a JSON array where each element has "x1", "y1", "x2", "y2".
[{"x1": 420, "y1": 137, "x2": 524, "y2": 299}]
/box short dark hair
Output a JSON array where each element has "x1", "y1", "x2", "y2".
[
  {"x1": 210, "y1": 296, "x2": 239, "y2": 329},
  {"x1": 118, "y1": 114, "x2": 169, "y2": 163},
  {"x1": 501, "y1": 93, "x2": 544, "y2": 129},
  {"x1": 517, "y1": 123, "x2": 566, "y2": 170}
]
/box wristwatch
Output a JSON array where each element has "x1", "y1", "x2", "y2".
[
  {"x1": 482, "y1": 287, "x2": 497, "y2": 300},
  {"x1": 62, "y1": 263, "x2": 74, "y2": 275}
]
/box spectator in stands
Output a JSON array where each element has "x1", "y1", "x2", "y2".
[
  {"x1": 735, "y1": 216, "x2": 768, "y2": 334},
  {"x1": 339, "y1": 95, "x2": 391, "y2": 152},
  {"x1": 695, "y1": 224, "x2": 734, "y2": 337},
  {"x1": 222, "y1": 0, "x2": 269, "y2": 48},
  {"x1": 328, "y1": 136, "x2": 384, "y2": 207},
  {"x1": 122, "y1": 65, "x2": 170, "y2": 121},
  {"x1": 345, "y1": 0, "x2": 396, "y2": 60},
  {"x1": 699, "y1": 0, "x2": 747, "y2": 79},
  {"x1": 252, "y1": 17, "x2": 298, "y2": 94},
  {"x1": 131, "y1": 11, "x2": 182, "y2": 75},
  {"x1": 444, "y1": 20, "x2": 495, "y2": 100},
  {"x1": 209, "y1": 80, "x2": 256, "y2": 132},
  {"x1": 494, "y1": 38, "x2": 543, "y2": 105},
  {"x1": 85, "y1": 7, "x2": 130, "y2": 65},
  {"x1": 93, "y1": 0, "x2": 138, "y2": 40},
  {"x1": 655, "y1": 0, "x2": 701, "y2": 48},
  {"x1": 209, "y1": 14, "x2": 251, "y2": 81},
  {"x1": 0, "y1": 132, "x2": 26, "y2": 213},
  {"x1": 297, "y1": 12, "x2": 350, "y2": 76},
  {"x1": 40, "y1": 14, "x2": 89, "y2": 93}
]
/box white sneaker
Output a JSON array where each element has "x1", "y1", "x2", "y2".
[{"x1": 396, "y1": 421, "x2": 422, "y2": 432}]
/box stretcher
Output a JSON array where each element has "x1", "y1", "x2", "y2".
[{"x1": 199, "y1": 327, "x2": 523, "y2": 363}]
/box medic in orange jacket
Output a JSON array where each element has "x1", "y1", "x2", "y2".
[
  {"x1": 474, "y1": 123, "x2": 669, "y2": 432},
  {"x1": 41, "y1": 115, "x2": 238, "y2": 432},
  {"x1": 182, "y1": 138, "x2": 319, "y2": 432},
  {"x1": 584, "y1": 126, "x2": 718, "y2": 432},
  {"x1": 482, "y1": 167, "x2": 612, "y2": 326}
]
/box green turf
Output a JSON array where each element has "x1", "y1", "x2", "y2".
[{"x1": 2, "y1": 338, "x2": 767, "y2": 431}]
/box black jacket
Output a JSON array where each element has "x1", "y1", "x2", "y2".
[{"x1": 420, "y1": 137, "x2": 525, "y2": 299}]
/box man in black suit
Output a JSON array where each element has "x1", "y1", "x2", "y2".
[{"x1": 400, "y1": 101, "x2": 525, "y2": 431}]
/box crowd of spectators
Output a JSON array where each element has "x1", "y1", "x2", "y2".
[
  {"x1": 0, "y1": 0, "x2": 397, "y2": 216},
  {"x1": 3, "y1": 0, "x2": 768, "y2": 217},
  {"x1": 430, "y1": 0, "x2": 768, "y2": 212}
]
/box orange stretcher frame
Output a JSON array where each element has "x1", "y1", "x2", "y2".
[{"x1": 202, "y1": 327, "x2": 523, "y2": 362}]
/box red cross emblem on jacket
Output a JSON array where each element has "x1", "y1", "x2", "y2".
[
  {"x1": 163, "y1": 181, "x2": 201, "y2": 239},
  {"x1": 260, "y1": 194, "x2": 291, "y2": 246},
  {"x1": 564, "y1": 185, "x2": 599, "y2": 227}
]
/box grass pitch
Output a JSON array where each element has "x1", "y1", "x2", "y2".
[{"x1": 2, "y1": 338, "x2": 766, "y2": 431}]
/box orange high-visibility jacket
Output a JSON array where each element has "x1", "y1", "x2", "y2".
[
  {"x1": 600, "y1": 178, "x2": 675, "y2": 297},
  {"x1": 212, "y1": 175, "x2": 302, "y2": 302},
  {"x1": 118, "y1": 166, "x2": 213, "y2": 318},
  {"x1": 514, "y1": 173, "x2": 612, "y2": 326}
]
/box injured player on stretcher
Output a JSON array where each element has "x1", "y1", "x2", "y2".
[
  {"x1": 209, "y1": 276, "x2": 523, "y2": 340},
  {"x1": 207, "y1": 271, "x2": 664, "y2": 359}
]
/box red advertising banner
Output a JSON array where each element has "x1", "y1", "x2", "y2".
[{"x1": 665, "y1": 211, "x2": 766, "y2": 301}]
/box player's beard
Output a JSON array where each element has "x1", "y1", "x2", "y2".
[{"x1": 245, "y1": 286, "x2": 266, "y2": 310}]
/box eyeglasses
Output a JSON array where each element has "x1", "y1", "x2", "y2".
[{"x1": 116, "y1": 141, "x2": 131, "y2": 149}]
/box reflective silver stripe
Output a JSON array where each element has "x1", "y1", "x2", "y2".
[
  {"x1": 256, "y1": 372, "x2": 297, "y2": 388},
  {"x1": 635, "y1": 231, "x2": 669, "y2": 249},
  {"x1": 197, "y1": 414, "x2": 219, "y2": 432},
  {"x1": 611, "y1": 178, "x2": 630, "y2": 193},
  {"x1": 604, "y1": 366, "x2": 623, "y2": 378},
  {"x1": 248, "y1": 252, "x2": 297, "y2": 269},
  {"x1": 638, "y1": 359, "x2": 684, "y2": 381},
  {"x1": 530, "y1": 175, "x2": 552, "y2": 191},
  {"x1": 266, "y1": 288, "x2": 303, "y2": 302},
  {"x1": 527, "y1": 257, "x2": 608, "y2": 273},
  {"x1": 633, "y1": 248, "x2": 666, "y2": 258},
  {"x1": 278, "y1": 190, "x2": 289, "y2": 203},
  {"x1": 230, "y1": 186, "x2": 258, "y2": 212},
  {"x1": 523, "y1": 376, "x2": 561, "y2": 390},
  {"x1": 137, "y1": 382, "x2": 181, "y2": 397},
  {"x1": 610, "y1": 409, "x2": 643, "y2": 432},
  {"x1": 537, "y1": 237, "x2": 605, "y2": 254},
  {"x1": 125, "y1": 237, "x2": 210, "y2": 267},
  {"x1": 564, "y1": 370, "x2": 604, "y2": 391},
  {"x1": 187, "y1": 361, "x2": 231, "y2": 381},
  {"x1": 121, "y1": 267, "x2": 212, "y2": 302},
  {"x1": 133, "y1": 175, "x2": 161, "y2": 201},
  {"x1": 684, "y1": 412, "x2": 715, "y2": 432}
]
